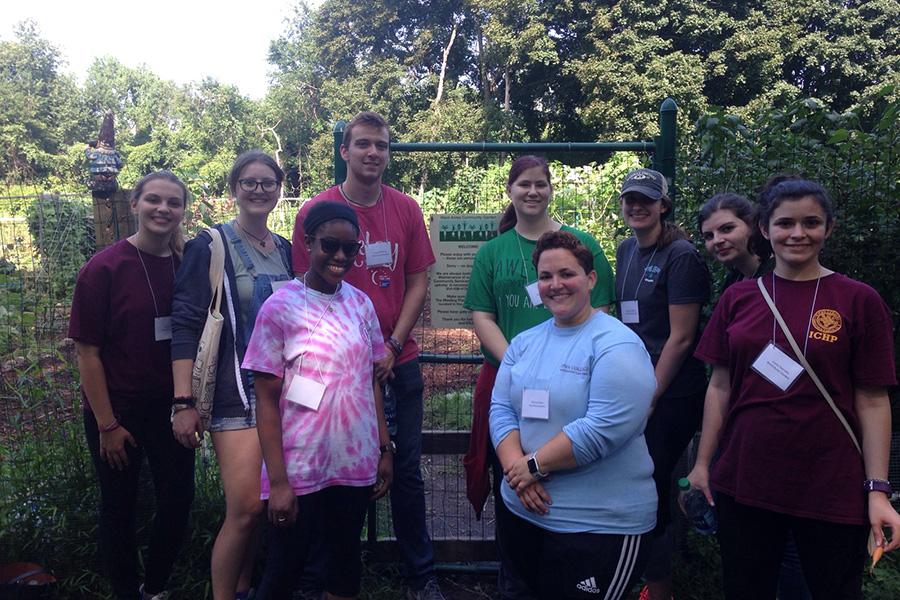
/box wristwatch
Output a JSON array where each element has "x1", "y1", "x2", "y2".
[
  {"x1": 380, "y1": 441, "x2": 397, "y2": 455},
  {"x1": 527, "y1": 451, "x2": 547, "y2": 479},
  {"x1": 864, "y1": 479, "x2": 892, "y2": 495}
]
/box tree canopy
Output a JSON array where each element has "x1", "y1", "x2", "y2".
[{"x1": 1, "y1": 0, "x2": 897, "y2": 195}]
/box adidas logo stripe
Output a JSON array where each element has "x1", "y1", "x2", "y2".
[{"x1": 576, "y1": 575, "x2": 600, "y2": 594}]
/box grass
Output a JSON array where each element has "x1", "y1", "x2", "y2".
[{"x1": 424, "y1": 389, "x2": 472, "y2": 431}]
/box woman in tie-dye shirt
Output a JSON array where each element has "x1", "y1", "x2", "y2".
[{"x1": 243, "y1": 202, "x2": 393, "y2": 600}]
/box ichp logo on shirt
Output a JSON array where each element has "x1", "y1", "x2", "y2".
[{"x1": 809, "y1": 309, "x2": 841, "y2": 343}]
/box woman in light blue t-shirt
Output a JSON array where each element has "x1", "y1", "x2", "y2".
[{"x1": 490, "y1": 230, "x2": 657, "y2": 600}]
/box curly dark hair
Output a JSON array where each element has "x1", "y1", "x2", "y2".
[{"x1": 531, "y1": 230, "x2": 593, "y2": 274}]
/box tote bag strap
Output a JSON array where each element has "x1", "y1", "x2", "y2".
[
  {"x1": 206, "y1": 228, "x2": 225, "y2": 314},
  {"x1": 757, "y1": 277, "x2": 861, "y2": 454}
]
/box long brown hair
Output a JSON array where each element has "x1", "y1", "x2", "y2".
[
  {"x1": 131, "y1": 170, "x2": 189, "y2": 258},
  {"x1": 655, "y1": 193, "x2": 688, "y2": 249},
  {"x1": 498, "y1": 155, "x2": 552, "y2": 234}
]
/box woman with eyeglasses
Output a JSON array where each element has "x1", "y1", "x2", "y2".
[
  {"x1": 171, "y1": 150, "x2": 292, "y2": 600},
  {"x1": 244, "y1": 201, "x2": 392, "y2": 599}
]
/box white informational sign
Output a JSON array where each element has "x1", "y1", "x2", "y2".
[{"x1": 429, "y1": 214, "x2": 500, "y2": 328}]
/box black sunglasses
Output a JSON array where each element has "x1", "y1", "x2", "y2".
[{"x1": 311, "y1": 237, "x2": 363, "y2": 257}]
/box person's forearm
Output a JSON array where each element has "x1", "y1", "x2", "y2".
[
  {"x1": 254, "y1": 374, "x2": 290, "y2": 485},
  {"x1": 390, "y1": 270, "x2": 428, "y2": 345},
  {"x1": 653, "y1": 336, "x2": 692, "y2": 402},
  {"x1": 75, "y1": 344, "x2": 116, "y2": 426},
  {"x1": 472, "y1": 311, "x2": 509, "y2": 361},
  {"x1": 172, "y1": 358, "x2": 194, "y2": 398},
  {"x1": 694, "y1": 366, "x2": 730, "y2": 468},
  {"x1": 856, "y1": 385, "x2": 892, "y2": 480},
  {"x1": 495, "y1": 430, "x2": 525, "y2": 471},
  {"x1": 532, "y1": 432, "x2": 578, "y2": 473}
]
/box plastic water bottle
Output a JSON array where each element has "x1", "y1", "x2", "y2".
[{"x1": 678, "y1": 477, "x2": 717, "y2": 535}]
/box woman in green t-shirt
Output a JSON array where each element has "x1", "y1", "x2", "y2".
[{"x1": 463, "y1": 155, "x2": 615, "y2": 598}]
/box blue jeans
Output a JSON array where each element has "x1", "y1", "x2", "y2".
[
  {"x1": 297, "y1": 358, "x2": 436, "y2": 591},
  {"x1": 384, "y1": 358, "x2": 436, "y2": 588}
]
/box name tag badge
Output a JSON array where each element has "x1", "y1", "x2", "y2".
[
  {"x1": 525, "y1": 281, "x2": 542, "y2": 307},
  {"x1": 620, "y1": 300, "x2": 640, "y2": 324},
  {"x1": 522, "y1": 388, "x2": 550, "y2": 420},
  {"x1": 751, "y1": 342, "x2": 804, "y2": 392},
  {"x1": 365, "y1": 241, "x2": 392, "y2": 268},
  {"x1": 285, "y1": 373, "x2": 327, "y2": 410},
  {"x1": 154, "y1": 316, "x2": 172, "y2": 341},
  {"x1": 271, "y1": 279, "x2": 289, "y2": 293}
]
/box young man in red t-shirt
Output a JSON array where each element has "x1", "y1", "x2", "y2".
[{"x1": 292, "y1": 112, "x2": 442, "y2": 600}]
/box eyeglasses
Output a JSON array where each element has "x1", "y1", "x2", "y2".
[
  {"x1": 312, "y1": 237, "x2": 363, "y2": 257},
  {"x1": 238, "y1": 178, "x2": 279, "y2": 193}
]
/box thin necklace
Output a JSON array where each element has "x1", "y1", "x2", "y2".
[
  {"x1": 133, "y1": 242, "x2": 176, "y2": 317},
  {"x1": 340, "y1": 183, "x2": 389, "y2": 241},
  {"x1": 771, "y1": 269, "x2": 822, "y2": 357},
  {"x1": 620, "y1": 240, "x2": 658, "y2": 300},
  {"x1": 235, "y1": 220, "x2": 270, "y2": 249}
]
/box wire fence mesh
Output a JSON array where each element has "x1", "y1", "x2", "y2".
[{"x1": 1, "y1": 107, "x2": 898, "y2": 596}]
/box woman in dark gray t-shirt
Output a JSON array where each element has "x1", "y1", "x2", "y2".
[{"x1": 614, "y1": 168, "x2": 710, "y2": 600}]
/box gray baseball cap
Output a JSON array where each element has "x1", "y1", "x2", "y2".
[{"x1": 620, "y1": 168, "x2": 668, "y2": 200}]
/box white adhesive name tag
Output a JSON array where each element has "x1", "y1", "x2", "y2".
[
  {"x1": 525, "y1": 282, "x2": 542, "y2": 307},
  {"x1": 365, "y1": 241, "x2": 392, "y2": 267},
  {"x1": 522, "y1": 388, "x2": 550, "y2": 420},
  {"x1": 154, "y1": 316, "x2": 172, "y2": 341},
  {"x1": 620, "y1": 300, "x2": 640, "y2": 324},
  {"x1": 285, "y1": 374, "x2": 327, "y2": 410},
  {"x1": 751, "y1": 342, "x2": 804, "y2": 392},
  {"x1": 271, "y1": 279, "x2": 289, "y2": 293}
]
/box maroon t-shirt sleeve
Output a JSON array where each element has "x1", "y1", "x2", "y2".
[
  {"x1": 399, "y1": 195, "x2": 435, "y2": 274},
  {"x1": 850, "y1": 285, "x2": 897, "y2": 387},
  {"x1": 68, "y1": 257, "x2": 110, "y2": 347}
]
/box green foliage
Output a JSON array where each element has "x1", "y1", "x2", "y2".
[
  {"x1": 24, "y1": 194, "x2": 93, "y2": 298},
  {"x1": 420, "y1": 154, "x2": 643, "y2": 267},
  {"x1": 678, "y1": 88, "x2": 900, "y2": 393}
]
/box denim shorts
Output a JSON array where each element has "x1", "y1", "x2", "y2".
[{"x1": 208, "y1": 411, "x2": 255, "y2": 432}]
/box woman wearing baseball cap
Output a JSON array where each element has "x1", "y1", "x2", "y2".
[{"x1": 615, "y1": 168, "x2": 711, "y2": 600}]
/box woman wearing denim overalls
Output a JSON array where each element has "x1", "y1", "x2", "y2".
[{"x1": 171, "y1": 150, "x2": 292, "y2": 600}]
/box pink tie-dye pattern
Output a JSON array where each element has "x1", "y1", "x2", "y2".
[{"x1": 242, "y1": 279, "x2": 386, "y2": 498}]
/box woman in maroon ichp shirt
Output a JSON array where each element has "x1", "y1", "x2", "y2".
[{"x1": 688, "y1": 178, "x2": 900, "y2": 599}]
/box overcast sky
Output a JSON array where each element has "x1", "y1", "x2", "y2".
[{"x1": 0, "y1": 0, "x2": 315, "y2": 99}]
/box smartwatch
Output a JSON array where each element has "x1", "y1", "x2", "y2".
[
  {"x1": 527, "y1": 451, "x2": 547, "y2": 479},
  {"x1": 864, "y1": 479, "x2": 892, "y2": 495}
]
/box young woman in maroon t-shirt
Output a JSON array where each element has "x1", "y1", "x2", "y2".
[
  {"x1": 68, "y1": 171, "x2": 194, "y2": 600},
  {"x1": 688, "y1": 179, "x2": 900, "y2": 599}
]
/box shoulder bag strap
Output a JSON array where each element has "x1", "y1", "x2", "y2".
[
  {"x1": 757, "y1": 277, "x2": 861, "y2": 454},
  {"x1": 206, "y1": 228, "x2": 225, "y2": 314}
]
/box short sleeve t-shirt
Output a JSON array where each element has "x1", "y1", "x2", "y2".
[
  {"x1": 241, "y1": 279, "x2": 387, "y2": 498},
  {"x1": 615, "y1": 237, "x2": 710, "y2": 396},
  {"x1": 695, "y1": 273, "x2": 897, "y2": 525},
  {"x1": 464, "y1": 226, "x2": 616, "y2": 365},
  {"x1": 224, "y1": 222, "x2": 291, "y2": 328},
  {"x1": 292, "y1": 186, "x2": 435, "y2": 364},
  {"x1": 68, "y1": 239, "x2": 179, "y2": 410}
]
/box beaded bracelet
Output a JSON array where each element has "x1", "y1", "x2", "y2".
[{"x1": 387, "y1": 336, "x2": 403, "y2": 356}]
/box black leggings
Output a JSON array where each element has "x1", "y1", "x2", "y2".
[
  {"x1": 257, "y1": 485, "x2": 373, "y2": 599},
  {"x1": 84, "y1": 404, "x2": 195, "y2": 600},
  {"x1": 716, "y1": 493, "x2": 867, "y2": 600}
]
